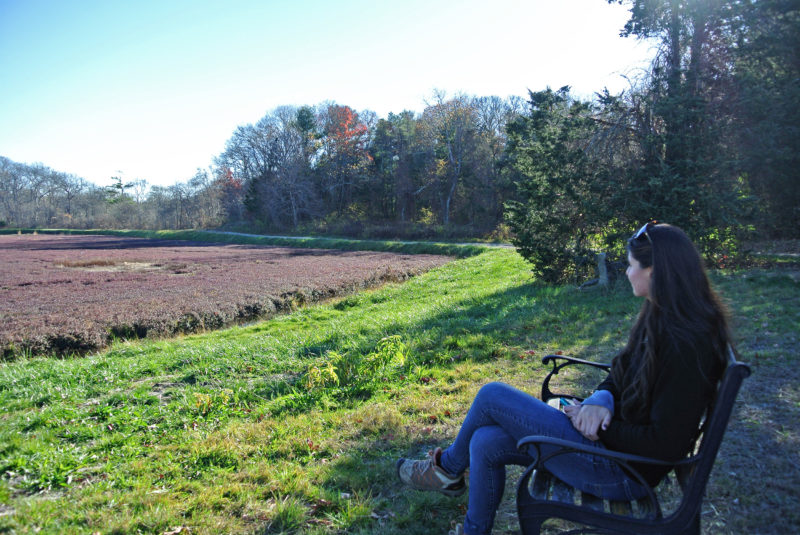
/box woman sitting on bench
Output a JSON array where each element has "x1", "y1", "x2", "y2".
[{"x1": 396, "y1": 222, "x2": 733, "y2": 535}]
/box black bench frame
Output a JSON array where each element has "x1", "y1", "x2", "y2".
[{"x1": 515, "y1": 347, "x2": 750, "y2": 534}]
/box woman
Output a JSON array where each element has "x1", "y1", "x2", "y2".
[{"x1": 396, "y1": 223, "x2": 732, "y2": 535}]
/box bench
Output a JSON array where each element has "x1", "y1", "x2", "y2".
[{"x1": 515, "y1": 347, "x2": 750, "y2": 534}]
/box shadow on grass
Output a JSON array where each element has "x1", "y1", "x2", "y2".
[
  {"x1": 704, "y1": 358, "x2": 800, "y2": 533},
  {"x1": 307, "y1": 277, "x2": 797, "y2": 534},
  {"x1": 286, "y1": 280, "x2": 637, "y2": 533}
]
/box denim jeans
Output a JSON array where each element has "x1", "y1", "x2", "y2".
[{"x1": 439, "y1": 382, "x2": 646, "y2": 535}]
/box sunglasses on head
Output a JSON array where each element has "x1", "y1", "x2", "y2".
[{"x1": 631, "y1": 221, "x2": 656, "y2": 245}]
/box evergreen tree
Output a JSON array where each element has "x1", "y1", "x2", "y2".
[
  {"x1": 504, "y1": 88, "x2": 612, "y2": 284},
  {"x1": 731, "y1": 0, "x2": 800, "y2": 236}
]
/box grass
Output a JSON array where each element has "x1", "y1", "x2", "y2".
[{"x1": 0, "y1": 246, "x2": 798, "y2": 534}]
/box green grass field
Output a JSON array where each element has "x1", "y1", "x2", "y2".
[{"x1": 1, "y1": 245, "x2": 798, "y2": 534}]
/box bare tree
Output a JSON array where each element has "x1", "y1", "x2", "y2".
[{"x1": 421, "y1": 91, "x2": 479, "y2": 224}]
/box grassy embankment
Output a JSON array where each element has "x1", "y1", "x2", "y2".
[
  {"x1": 0, "y1": 243, "x2": 798, "y2": 534},
  {"x1": 0, "y1": 228, "x2": 487, "y2": 258}
]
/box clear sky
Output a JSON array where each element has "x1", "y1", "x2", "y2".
[{"x1": 0, "y1": 0, "x2": 653, "y2": 188}]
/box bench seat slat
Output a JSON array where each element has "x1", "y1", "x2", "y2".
[
  {"x1": 609, "y1": 500, "x2": 633, "y2": 516},
  {"x1": 551, "y1": 478, "x2": 574, "y2": 503},
  {"x1": 580, "y1": 491, "x2": 604, "y2": 512}
]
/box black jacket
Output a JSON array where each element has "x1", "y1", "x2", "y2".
[{"x1": 596, "y1": 335, "x2": 723, "y2": 487}]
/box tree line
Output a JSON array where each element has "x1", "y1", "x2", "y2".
[
  {"x1": 2, "y1": 0, "x2": 797, "y2": 282},
  {"x1": 0, "y1": 92, "x2": 526, "y2": 238},
  {"x1": 0, "y1": 158, "x2": 226, "y2": 231}
]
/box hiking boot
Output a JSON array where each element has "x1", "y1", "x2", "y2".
[{"x1": 396, "y1": 447, "x2": 465, "y2": 497}]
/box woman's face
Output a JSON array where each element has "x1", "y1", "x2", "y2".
[{"x1": 626, "y1": 252, "x2": 652, "y2": 298}]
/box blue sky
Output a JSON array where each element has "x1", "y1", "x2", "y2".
[{"x1": 0, "y1": 0, "x2": 654, "y2": 188}]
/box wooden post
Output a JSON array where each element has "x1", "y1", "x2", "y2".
[{"x1": 597, "y1": 252, "x2": 608, "y2": 287}]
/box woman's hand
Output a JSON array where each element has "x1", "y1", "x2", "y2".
[{"x1": 564, "y1": 404, "x2": 611, "y2": 441}]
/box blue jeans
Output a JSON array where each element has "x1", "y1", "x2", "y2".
[{"x1": 439, "y1": 382, "x2": 646, "y2": 535}]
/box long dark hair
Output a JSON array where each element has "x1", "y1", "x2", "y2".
[{"x1": 612, "y1": 223, "x2": 731, "y2": 421}]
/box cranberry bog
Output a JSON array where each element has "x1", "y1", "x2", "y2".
[{"x1": 0, "y1": 233, "x2": 452, "y2": 358}]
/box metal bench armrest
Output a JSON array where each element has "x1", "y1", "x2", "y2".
[
  {"x1": 540, "y1": 354, "x2": 611, "y2": 402},
  {"x1": 517, "y1": 435, "x2": 678, "y2": 467}
]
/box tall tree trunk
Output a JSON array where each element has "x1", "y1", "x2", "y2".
[{"x1": 665, "y1": 0, "x2": 685, "y2": 165}]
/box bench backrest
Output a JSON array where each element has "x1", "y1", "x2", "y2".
[{"x1": 672, "y1": 346, "x2": 750, "y2": 520}]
